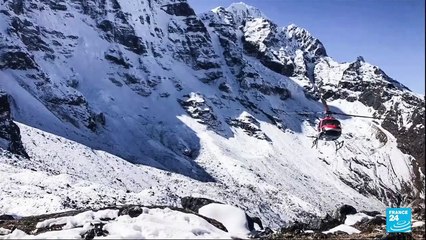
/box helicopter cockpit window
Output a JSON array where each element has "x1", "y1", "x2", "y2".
[{"x1": 322, "y1": 119, "x2": 341, "y2": 126}]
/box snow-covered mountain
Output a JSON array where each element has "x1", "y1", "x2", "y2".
[{"x1": 0, "y1": 0, "x2": 424, "y2": 235}]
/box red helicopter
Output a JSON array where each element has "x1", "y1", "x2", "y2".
[{"x1": 310, "y1": 98, "x2": 381, "y2": 151}]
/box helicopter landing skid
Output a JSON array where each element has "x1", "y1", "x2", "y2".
[{"x1": 311, "y1": 137, "x2": 344, "y2": 152}]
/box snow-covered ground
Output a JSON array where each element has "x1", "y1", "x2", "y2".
[
  {"x1": 1, "y1": 208, "x2": 232, "y2": 239},
  {"x1": 0, "y1": 103, "x2": 416, "y2": 228}
]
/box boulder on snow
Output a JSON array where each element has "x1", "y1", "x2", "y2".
[
  {"x1": 333, "y1": 204, "x2": 357, "y2": 223},
  {"x1": 181, "y1": 196, "x2": 222, "y2": 213},
  {"x1": 197, "y1": 202, "x2": 266, "y2": 236},
  {"x1": 117, "y1": 206, "x2": 144, "y2": 218},
  {"x1": 182, "y1": 197, "x2": 265, "y2": 234}
]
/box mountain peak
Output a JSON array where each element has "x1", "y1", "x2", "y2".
[
  {"x1": 285, "y1": 23, "x2": 310, "y2": 35},
  {"x1": 226, "y1": 2, "x2": 264, "y2": 16},
  {"x1": 225, "y1": 2, "x2": 266, "y2": 23},
  {"x1": 357, "y1": 56, "x2": 365, "y2": 62},
  {"x1": 285, "y1": 23, "x2": 328, "y2": 57}
]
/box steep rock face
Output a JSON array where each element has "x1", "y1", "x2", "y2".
[
  {"x1": 0, "y1": 0, "x2": 226, "y2": 180},
  {"x1": 285, "y1": 24, "x2": 327, "y2": 58},
  {"x1": 0, "y1": 93, "x2": 28, "y2": 158}
]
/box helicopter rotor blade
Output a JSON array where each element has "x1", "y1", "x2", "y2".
[
  {"x1": 330, "y1": 112, "x2": 384, "y2": 119},
  {"x1": 295, "y1": 111, "x2": 323, "y2": 115},
  {"x1": 284, "y1": 111, "x2": 385, "y2": 120}
]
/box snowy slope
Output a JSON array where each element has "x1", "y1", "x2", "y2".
[{"x1": 0, "y1": 0, "x2": 424, "y2": 231}]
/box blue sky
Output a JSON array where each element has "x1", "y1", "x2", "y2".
[{"x1": 187, "y1": 0, "x2": 425, "y2": 94}]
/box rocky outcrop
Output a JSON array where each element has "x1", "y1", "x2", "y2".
[
  {"x1": 180, "y1": 196, "x2": 265, "y2": 233},
  {"x1": 178, "y1": 93, "x2": 227, "y2": 135},
  {"x1": 285, "y1": 24, "x2": 327, "y2": 58},
  {"x1": 382, "y1": 95, "x2": 425, "y2": 180},
  {"x1": 226, "y1": 112, "x2": 271, "y2": 141},
  {"x1": 241, "y1": 18, "x2": 295, "y2": 77},
  {"x1": 0, "y1": 50, "x2": 37, "y2": 70},
  {"x1": 0, "y1": 92, "x2": 28, "y2": 158},
  {"x1": 161, "y1": 2, "x2": 195, "y2": 17}
]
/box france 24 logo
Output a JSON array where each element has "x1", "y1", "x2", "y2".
[{"x1": 386, "y1": 208, "x2": 411, "y2": 233}]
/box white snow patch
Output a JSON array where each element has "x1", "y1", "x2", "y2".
[
  {"x1": 0, "y1": 228, "x2": 11, "y2": 235},
  {"x1": 413, "y1": 221, "x2": 425, "y2": 228},
  {"x1": 101, "y1": 208, "x2": 230, "y2": 239},
  {"x1": 198, "y1": 203, "x2": 250, "y2": 238},
  {"x1": 323, "y1": 224, "x2": 361, "y2": 234},
  {"x1": 344, "y1": 213, "x2": 373, "y2": 226},
  {"x1": 1, "y1": 208, "x2": 230, "y2": 239},
  {"x1": 36, "y1": 210, "x2": 119, "y2": 229}
]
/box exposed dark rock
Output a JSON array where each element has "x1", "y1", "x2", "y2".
[
  {"x1": 8, "y1": 0, "x2": 25, "y2": 15},
  {"x1": 0, "y1": 93, "x2": 29, "y2": 158},
  {"x1": 0, "y1": 215, "x2": 15, "y2": 220},
  {"x1": 248, "y1": 227, "x2": 273, "y2": 239},
  {"x1": 241, "y1": 35, "x2": 295, "y2": 77},
  {"x1": 352, "y1": 215, "x2": 386, "y2": 233},
  {"x1": 48, "y1": 1, "x2": 67, "y2": 11},
  {"x1": 218, "y1": 82, "x2": 232, "y2": 93},
  {"x1": 260, "y1": 57, "x2": 295, "y2": 77},
  {"x1": 82, "y1": 223, "x2": 108, "y2": 240},
  {"x1": 273, "y1": 86, "x2": 291, "y2": 100},
  {"x1": 161, "y1": 2, "x2": 195, "y2": 17},
  {"x1": 409, "y1": 198, "x2": 425, "y2": 221},
  {"x1": 0, "y1": 209, "x2": 84, "y2": 234},
  {"x1": 334, "y1": 204, "x2": 357, "y2": 223},
  {"x1": 45, "y1": 95, "x2": 87, "y2": 106},
  {"x1": 318, "y1": 213, "x2": 342, "y2": 231},
  {"x1": 380, "y1": 232, "x2": 415, "y2": 240},
  {"x1": 279, "y1": 221, "x2": 310, "y2": 234},
  {"x1": 181, "y1": 196, "x2": 222, "y2": 213},
  {"x1": 97, "y1": 20, "x2": 114, "y2": 32},
  {"x1": 226, "y1": 114, "x2": 271, "y2": 141},
  {"x1": 9, "y1": 17, "x2": 53, "y2": 53},
  {"x1": 381, "y1": 102, "x2": 425, "y2": 200},
  {"x1": 246, "y1": 215, "x2": 263, "y2": 231},
  {"x1": 87, "y1": 112, "x2": 106, "y2": 132},
  {"x1": 181, "y1": 197, "x2": 264, "y2": 233},
  {"x1": 199, "y1": 70, "x2": 223, "y2": 83},
  {"x1": 285, "y1": 24, "x2": 328, "y2": 57},
  {"x1": 118, "y1": 206, "x2": 144, "y2": 218},
  {"x1": 184, "y1": 17, "x2": 208, "y2": 33},
  {"x1": 119, "y1": 73, "x2": 159, "y2": 97},
  {"x1": 358, "y1": 90, "x2": 387, "y2": 114},
  {"x1": 113, "y1": 29, "x2": 146, "y2": 55},
  {"x1": 95, "y1": 11, "x2": 147, "y2": 55},
  {"x1": 178, "y1": 93, "x2": 226, "y2": 135},
  {"x1": 104, "y1": 52, "x2": 132, "y2": 69},
  {"x1": 0, "y1": 51, "x2": 38, "y2": 70}
]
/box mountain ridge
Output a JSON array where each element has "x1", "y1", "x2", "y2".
[{"x1": 0, "y1": 0, "x2": 424, "y2": 233}]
